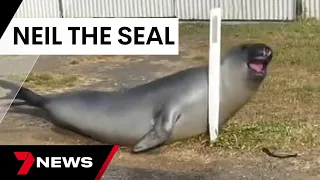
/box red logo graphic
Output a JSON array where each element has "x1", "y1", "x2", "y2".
[{"x1": 14, "y1": 152, "x2": 35, "y2": 175}]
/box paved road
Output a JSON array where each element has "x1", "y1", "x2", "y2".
[
  {"x1": 102, "y1": 164, "x2": 296, "y2": 180},
  {"x1": 104, "y1": 166, "x2": 212, "y2": 180}
]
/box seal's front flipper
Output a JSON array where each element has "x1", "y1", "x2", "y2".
[{"x1": 132, "y1": 106, "x2": 181, "y2": 153}]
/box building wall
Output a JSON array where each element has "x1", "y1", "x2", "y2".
[
  {"x1": 15, "y1": 0, "x2": 316, "y2": 21},
  {"x1": 175, "y1": 0, "x2": 296, "y2": 20},
  {"x1": 61, "y1": 0, "x2": 175, "y2": 18},
  {"x1": 14, "y1": 0, "x2": 60, "y2": 18},
  {"x1": 300, "y1": 0, "x2": 320, "y2": 19}
]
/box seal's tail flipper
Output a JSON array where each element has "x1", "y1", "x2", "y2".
[
  {"x1": 132, "y1": 105, "x2": 181, "y2": 153},
  {"x1": 0, "y1": 79, "x2": 48, "y2": 108}
]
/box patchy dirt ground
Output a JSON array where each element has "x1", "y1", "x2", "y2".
[{"x1": 0, "y1": 23, "x2": 320, "y2": 180}]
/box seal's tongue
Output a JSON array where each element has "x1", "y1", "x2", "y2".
[{"x1": 249, "y1": 63, "x2": 264, "y2": 72}]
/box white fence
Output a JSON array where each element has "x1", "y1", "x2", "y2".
[{"x1": 13, "y1": 0, "x2": 320, "y2": 20}]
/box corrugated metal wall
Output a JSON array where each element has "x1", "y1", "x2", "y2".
[
  {"x1": 14, "y1": 0, "x2": 60, "y2": 18},
  {"x1": 301, "y1": 0, "x2": 320, "y2": 19},
  {"x1": 61, "y1": 0, "x2": 116, "y2": 17},
  {"x1": 15, "y1": 0, "x2": 320, "y2": 20},
  {"x1": 175, "y1": 0, "x2": 296, "y2": 20},
  {"x1": 62, "y1": 0, "x2": 175, "y2": 18}
]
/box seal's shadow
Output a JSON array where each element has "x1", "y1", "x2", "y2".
[{"x1": 8, "y1": 105, "x2": 48, "y2": 119}]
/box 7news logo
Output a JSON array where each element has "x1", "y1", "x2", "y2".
[{"x1": 14, "y1": 151, "x2": 93, "y2": 175}]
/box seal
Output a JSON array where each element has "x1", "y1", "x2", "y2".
[{"x1": 0, "y1": 43, "x2": 273, "y2": 153}]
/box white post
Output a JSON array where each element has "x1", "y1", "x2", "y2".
[{"x1": 208, "y1": 8, "x2": 222, "y2": 141}]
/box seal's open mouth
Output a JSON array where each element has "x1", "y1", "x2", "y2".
[
  {"x1": 247, "y1": 46, "x2": 272, "y2": 75},
  {"x1": 248, "y1": 58, "x2": 269, "y2": 74}
]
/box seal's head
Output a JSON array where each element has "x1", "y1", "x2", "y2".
[
  {"x1": 218, "y1": 43, "x2": 273, "y2": 125},
  {"x1": 245, "y1": 43, "x2": 273, "y2": 80},
  {"x1": 222, "y1": 43, "x2": 273, "y2": 89}
]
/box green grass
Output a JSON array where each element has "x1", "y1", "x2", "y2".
[
  {"x1": 214, "y1": 120, "x2": 320, "y2": 151},
  {"x1": 165, "y1": 20, "x2": 320, "y2": 153},
  {"x1": 24, "y1": 73, "x2": 79, "y2": 91},
  {"x1": 181, "y1": 19, "x2": 320, "y2": 67}
]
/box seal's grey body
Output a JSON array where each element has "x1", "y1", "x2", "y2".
[
  {"x1": 0, "y1": 43, "x2": 273, "y2": 153},
  {"x1": 47, "y1": 67, "x2": 208, "y2": 148}
]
